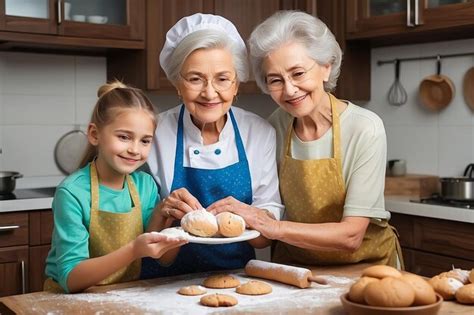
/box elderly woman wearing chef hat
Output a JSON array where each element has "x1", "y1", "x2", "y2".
[{"x1": 144, "y1": 13, "x2": 284, "y2": 277}]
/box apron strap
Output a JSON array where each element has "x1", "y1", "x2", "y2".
[{"x1": 90, "y1": 162, "x2": 100, "y2": 210}]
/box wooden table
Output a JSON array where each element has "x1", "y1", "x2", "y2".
[{"x1": 0, "y1": 264, "x2": 471, "y2": 314}]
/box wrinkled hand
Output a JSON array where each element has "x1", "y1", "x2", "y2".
[
  {"x1": 159, "y1": 188, "x2": 202, "y2": 220},
  {"x1": 133, "y1": 232, "x2": 188, "y2": 259}
]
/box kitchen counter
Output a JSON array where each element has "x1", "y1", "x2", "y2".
[
  {"x1": 0, "y1": 263, "x2": 471, "y2": 314},
  {"x1": 386, "y1": 195, "x2": 474, "y2": 223},
  {"x1": 0, "y1": 187, "x2": 54, "y2": 212}
]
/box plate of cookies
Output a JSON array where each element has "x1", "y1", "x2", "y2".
[{"x1": 160, "y1": 210, "x2": 261, "y2": 244}]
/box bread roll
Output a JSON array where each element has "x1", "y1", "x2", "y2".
[
  {"x1": 455, "y1": 283, "x2": 474, "y2": 304},
  {"x1": 181, "y1": 209, "x2": 218, "y2": 237},
  {"x1": 361, "y1": 265, "x2": 402, "y2": 279},
  {"x1": 216, "y1": 212, "x2": 245, "y2": 237},
  {"x1": 348, "y1": 277, "x2": 379, "y2": 304},
  {"x1": 440, "y1": 268, "x2": 471, "y2": 284},
  {"x1": 470, "y1": 269, "x2": 474, "y2": 284},
  {"x1": 400, "y1": 273, "x2": 437, "y2": 305},
  {"x1": 364, "y1": 277, "x2": 415, "y2": 307},
  {"x1": 429, "y1": 275, "x2": 463, "y2": 300}
]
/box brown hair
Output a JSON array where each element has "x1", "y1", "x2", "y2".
[{"x1": 79, "y1": 80, "x2": 157, "y2": 168}]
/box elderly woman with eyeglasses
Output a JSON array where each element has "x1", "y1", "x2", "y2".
[
  {"x1": 211, "y1": 11, "x2": 402, "y2": 268},
  {"x1": 143, "y1": 13, "x2": 283, "y2": 277}
]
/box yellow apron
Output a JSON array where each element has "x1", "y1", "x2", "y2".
[
  {"x1": 44, "y1": 162, "x2": 142, "y2": 292},
  {"x1": 273, "y1": 94, "x2": 402, "y2": 268}
]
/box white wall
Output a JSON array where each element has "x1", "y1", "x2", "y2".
[
  {"x1": 0, "y1": 52, "x2": 105, "y2": 188},
  {"x1": 365, "y1": 38, "x2": 474, "y2": 177}
]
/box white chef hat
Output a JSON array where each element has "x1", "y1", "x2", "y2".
[{"x1": 159, "y1": 13, "x2": 247, "y2": 79}]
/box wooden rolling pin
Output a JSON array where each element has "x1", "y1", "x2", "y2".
[{"x1": 244, "y1": 259, "x2": 328, "y2": 288}]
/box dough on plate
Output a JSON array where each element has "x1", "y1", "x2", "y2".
[
  {"x1": 181, "y1": 209, "x2": 218, "y2": 237},
  {"x1": 200, "y1": 293, "x2": 238, "y2": 307},
  {"x1": 157, "y1": 228, "x2": 189, "y2": 240},
  {"x1": 429, "y1": 275, "x2": 463, "y2": 300},
  {"x1": 202, "y1": 274, "x2": 241, "y2": 289},
  {"x1": 348, "y1": 277, "x2": 379, "y2": 304},
  {"x1": 364, "y1": 277, "x2": 415, "y2": 307},
  {"x1": 400, "y1": 273, "x2": 437, "y2": 305},
  {"x1": 455, "y1": 283, "x2": 474, "y2": 304},
  {"x1": 177, "y1": 285, "x2": 207, "y2": 296},
  {"x1": 470, "y1": 268, "x2": 474, "y2": 283},
  {"x1": 216, "y1": 212, "x2": 245, "y2": 237},
  {"x1": 236, "y1": 280, "x2": 272, "y2": 295},
  {"x1": 361, "y1": 265, "x2": 402, "y2": 279},
  {"x1": 439, "y1": 268, "x2": 471, "y2": 284}
]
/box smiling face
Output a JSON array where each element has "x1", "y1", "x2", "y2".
[
  {"x1": 177, "y1": 48, "x2": 239, "y2": 128},
  {"x1": 88, "y1": 108, "x2": 155, "y2": 183},
  {"x1": 263, "y1": 42, "x2": 331, "y2": 118}
]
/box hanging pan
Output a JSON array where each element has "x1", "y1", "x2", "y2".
[
  {"x1": 463, "y1": 67, "x2": 474, "y2": 112},
  {"x1": 419, "y1": 56, "x2": 455, "y2": 112},
  {"x1": 54, "y1": 127, "x2": 88, "y2": 175}
]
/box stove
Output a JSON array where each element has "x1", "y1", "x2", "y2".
[
  {"x1": 0, "y1": 187, "x2": 56, "y2": 201},
  {"x1": 410, "y1": 194, "x2": 474, "y2": 209}
]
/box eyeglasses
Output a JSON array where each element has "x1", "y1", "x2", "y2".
[
  {"x1": 179, "y1": 73, "x2": 236, "y2": 92},
  {"x1": 265, "y1": 62, "x2": 317, "y2": 91}
]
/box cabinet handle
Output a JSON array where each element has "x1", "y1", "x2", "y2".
[
  {"x1": 21, "y1": 260, "x2": 26, "y2": 294},
  {"x1": 57, "y1": 0, "x2": 62, "y2": 25},
  {"x1": 0, "y1": 225, "x2": 20, "y2": 232},
  {"x1": 407, "y1": 0, "x2": 414, "y2": 27},
  {"x1": 414, "y1": 0, "x2": 422, "y2": 26}
]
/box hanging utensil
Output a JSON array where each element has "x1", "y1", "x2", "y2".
[
  {"x1": 54, "y1": 126, "x2": 88, "y2": 175},
  {"x1": 419, "y1": 55, "x2": 455, "y2": 112},
  {"x1": 463, "y1": 67, "x2": 474, "y2": 112},
  {"x1": 387, "y1": 59, "x2": 408, "y2": 106}
]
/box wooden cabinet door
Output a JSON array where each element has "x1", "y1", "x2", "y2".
[
  {"x1": 29, "y1": 245, "x2": 51, "y2": 293},
  {"x1": 0, "y1": 246, "x2": 28, "y2": 297},
  {"x1": 0, "y1": 0, "x2": 57, "y2": 34}
]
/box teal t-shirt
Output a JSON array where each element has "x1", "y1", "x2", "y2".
[{"x1": 45, "y1": 164, "x2": 159, "y2": 292}]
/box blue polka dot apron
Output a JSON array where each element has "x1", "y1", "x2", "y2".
[{"x1": 145, "y1": 105, "x2": 255, "y2": 277}]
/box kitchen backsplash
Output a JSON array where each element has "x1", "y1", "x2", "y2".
[{"x1": 0, "y1": 37, "x2": 473, "y2": 188}]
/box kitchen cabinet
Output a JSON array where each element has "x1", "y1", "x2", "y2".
[
  {"x1": 0, "y1": 210, "x2": 53, "y2": 297},
  {"x1": 0, "y1": 0, "x2": 145, "y2": 50},
  {"x1": 346, "y1": 0, "x2": 474, "y2": 44},
  {"x1": 390, "y1": 213, "x2": 474, "y2": 277}
]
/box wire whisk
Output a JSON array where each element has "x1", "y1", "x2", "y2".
[{"x1": 387, "y1": 59, "x2": 408, "y2": 106}]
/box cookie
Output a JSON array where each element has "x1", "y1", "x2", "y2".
[
  {"x1": 236, "y1": 280, "x2": 272, "y2": 295},
  {"x1": 455, "y1": 283, "x2": 474, "y2": 304},
  {"x1": 181, "y1": 209, "x2": 218, "y2": 237},
  {"x1": 177, "y1": 285, "x2": 207, "y2": 296},
  {"x1": 348, "y1": 277, "x2": 379, "y2": 304},
  {"x1": 216, "y1": 212, "x2": 246, "y2": 237},
  {"x1": 400, "y1": 273, "x2": 437, "y2": 306},
  {"x1": 200, "y1": 293, "x2": 238, "y2": 307},
  {"x1": 364, "y1": 277, "x2": 415, "y2": 307},
  {"x1": 202, "y1": 274, "x2": 240, "y2": 288},
  {"x1": 429, "y1": 275, "x2": 464, "y2": 300},
  {"x1": 361, "y1": 265, "x2": 402, "y2": 279}
]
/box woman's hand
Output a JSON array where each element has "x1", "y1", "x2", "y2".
[
  {"x1": 159, "y1": 188, "x2": 202, "y2": 220},
  {"x1": 207, "y1": 197, "x2": 280, "y2": 239},
  {"x1": 132, "y1": 232, "x2": 188, "y2": 259}
]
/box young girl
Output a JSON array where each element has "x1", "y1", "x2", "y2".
[{"x1": 44, "y1": 81, "x2": 187, "y2": 293}]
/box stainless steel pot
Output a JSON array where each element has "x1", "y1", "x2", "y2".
[
  {"x1": 0, "y1": 171, "x2": 23, "y2": 194},
  {"x1": 440, "y1": 163, "x2": 474, "y2": 201}
]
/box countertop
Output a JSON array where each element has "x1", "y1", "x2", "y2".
[
  {"x1": 0, "y1": 187, "x2": 54, "y2": 213},
  {"x1": 0, "y1": 263, "x2": 471, "y2": 314}
]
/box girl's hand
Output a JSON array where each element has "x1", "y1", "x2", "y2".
[
  {"x1": 132, "y1": 232, "x2": 188, "y2": 259},
  {"x1": 159, "y1": 188, "x2": 202, "y2": 220}
]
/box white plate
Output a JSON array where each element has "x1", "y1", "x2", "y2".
[{"x1": 164, "y1": 227, "x2": 260, "y2": 244}]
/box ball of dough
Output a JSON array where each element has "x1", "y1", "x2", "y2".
[
  {"x1": 361, "y1": 265, "x2": 402, "y2": 279},
  {"x1": 455, "y1": 283, "x2": 474, "y2": 304},
  {"x1": 348, "y1": 277, "x2": 379, "y2": 304},
  {"x1": 157, "y1": 228, "x2": 189, "y2": 240},
  {"x1": 364, "y1": 277, "x2": 415, "y2": 307},
  {"x1": 216, "y1": 212, "x2": 246, "y2": 237},
  {"x1": 177, "y1": 285, "x2": 207, "y2": 296},
  {"x1": 236, "y1": 280, "x2": 272, "y2": 295},
  {"x1": 200, "y1": 293, "x2": 238, "y2": 307},
  {"x1": 202, "y1": 274, "x2": 241, "y2": 289},
  {"x1": 181, "y1": 209, "x2": 218, "y2": 237},
  {"x1": 429, "y1": 275, "x2": 464, "y2": 300},
  {"x1": 440, "y1": 268, "x2": 471, "y2": 284},
  {"x1": 470, "y1": 269, "x2": 474, "y2": 284},
  {"x1": 400, "y1": 273, "x2": 437, "y2": 305}
]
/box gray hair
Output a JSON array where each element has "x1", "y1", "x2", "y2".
[
  {"x1": 165, "y1": 29, "x2": 249, "y2": 85},
  {"x1": 248, "y1": 10, "x2": 342, "y2": 94}
]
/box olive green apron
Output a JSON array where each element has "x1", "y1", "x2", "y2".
[
  {"x1": 44, "y1": 162, "x2": 142, "y2": 292},
  {"x1": 273, "y1": 94, "x2": 402, "y2": 268}
]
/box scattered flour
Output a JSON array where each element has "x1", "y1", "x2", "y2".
[{"x1": 156, "y1": 227, "x2": 190, "y2": 241}]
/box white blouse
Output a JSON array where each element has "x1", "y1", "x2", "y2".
[{"x1": 148, "y1": 105, "x2": 284, "y2": 219}]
